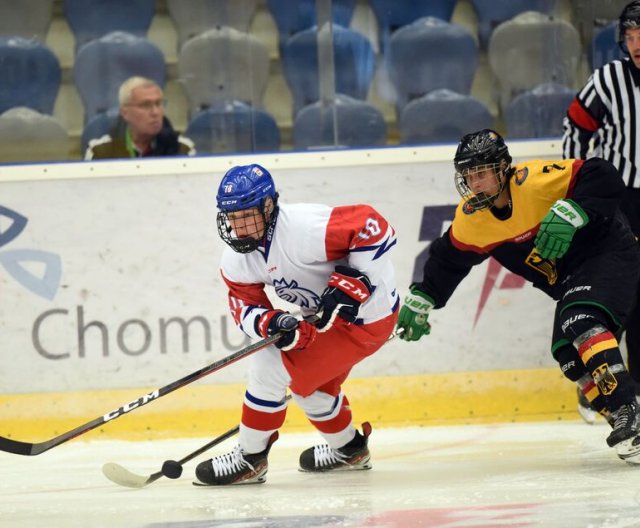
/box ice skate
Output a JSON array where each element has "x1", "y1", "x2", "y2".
[
  {"x1": 194, "y1": 431, "x2": 278, "y2": 486},
  {"x1": 299, "y1": 422, "x2": 372, "y2": 472},
  {"x1": 605, "y1": 401, "x2": 640, "y2": 463}
]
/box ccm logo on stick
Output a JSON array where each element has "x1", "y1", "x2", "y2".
[{"x1": 103, "y1": 390, "x2": 160, "y2": 422}]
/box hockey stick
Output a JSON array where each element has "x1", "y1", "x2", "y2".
[
  {"x1": 102, "y1": 326, "x2": 404, "y2": 488},
  {"x1": 0, "y1": 315, "x2": 319, "y2": 456},
  {"x1": 102, "y1": 424, "x2": 240, "y2": 488},
  {"x1": 102, "y1": 394, "x2": 293, "y2": 488}
]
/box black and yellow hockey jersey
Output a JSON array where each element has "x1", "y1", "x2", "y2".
[{"x1": 416, "y1": 157, "x2": 633, "y2": 306}]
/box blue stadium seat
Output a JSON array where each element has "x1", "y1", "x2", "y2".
[
  {"x1": 167, "y1": 0, "x2": 260, "y2": 50},
  {"x1": 177, "y1": 26, "x2": 270, "y2": 117},
  {"x1": 185, "y1": 100, "x2": 280, "y2": 154},
  {"x1": 471, "y1": 0, "x2": 557, "y2": 48},
  {"x1": 505, "y1": 82, "x2": 574, "y2": 138},
  {"x1": 369, "y1": 0, "x2": 457, "y2": 54},
  {"x1": 293, "y1": 94, "x2": 387, "y2": 150},
  {"x1": 488, "y1": 11, "x2": 581, "y2": 110},
  {"x1": 282, "y1": 23, "x2": 376, "y2": 118},
  {"x1": 73, "y1": 31, "x2": 166, "y2": 122},
  {"x1": 590, "y1": 21, "x2": 624, "y2": 70},
  {"x1": 0, "y1": 107, "x2": 68, "y2": 162},
  {"x1": 0, "y1": 37, "x2": 61, "y2": 115},
  {"x1": 267, "y1": 0, "x2": 356, "y2": 55},
  {"x1": 399, "y1": 89, "x2": 493, "y2": 145},
  {"x1": 64, "y1": 0, "x2": 156, "y2": 51},
  {"x1": 387, "y1": 17, "x2": 478, "y2": 114},
  {"x1": 81, "y1": 106, "x2": 119, "y2": 154},
  {"x1": 0, "y1": 0, "x2": 54, "y2": 41},
  {"x1": 571, "y1": 0, "x2": 627, "y2": 50}
]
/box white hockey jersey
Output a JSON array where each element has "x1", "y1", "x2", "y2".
[{"x1": 220, "y1": 202, "x2": 399, "y2": 340}]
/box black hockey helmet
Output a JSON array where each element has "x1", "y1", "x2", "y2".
[
  {"x1": 618, "y1": 1, "x2": 640, "y2": 47},
  {"x1": 453, "y1": 129, "x2": 512, "y2": 211},
  {"x1": 454, "y1": 129, "x2": 512, "y2": 174}
]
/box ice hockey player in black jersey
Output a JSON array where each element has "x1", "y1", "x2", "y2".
[
  {"x1": 397, "y1": 129, "x2": 640, "y2": 463},
  {"x1": 563, "y1": 0, "x2": 640, "y2": 419}
]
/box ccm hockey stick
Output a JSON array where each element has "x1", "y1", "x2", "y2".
[
  {"x1": 102, "y1": 327, "x2": 405, "y2": 488},
  {"x1": 102, "y1": 395, "x2": 293, "y2": 488},
  {"x1": 102, "y1": 423, "x2": 240, "y2": 488},
  {"x1": 0, "y1": 315, "x2": 319, "y2": 456}
]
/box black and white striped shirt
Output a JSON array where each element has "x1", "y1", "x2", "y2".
[{"x1": 562, "y1": 58, "x2": 640, "y2": 189}]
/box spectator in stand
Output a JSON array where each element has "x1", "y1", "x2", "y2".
[{"x1": 85, "y1": 76, "x2": 195, "y2": 159}]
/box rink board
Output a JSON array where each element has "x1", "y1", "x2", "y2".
[
  {"x1": 0, "y1": 142, "x2": 583, "y2": 436},
  {"x1": 0, "y1": 368, "x2": 577, "y2": 441}
]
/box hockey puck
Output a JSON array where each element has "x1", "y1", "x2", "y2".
[{"x1": 161, "y1": 460, "x2": 183, "y2": 479}]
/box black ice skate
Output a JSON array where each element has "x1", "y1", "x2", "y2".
[
  {"x1": 606, "y1": 401, "x2": 640, "y2": 463},
  {"x1": 299, "y1": 422, "x2": 372, "y2": 472},
  {"x1": 194, "y1": 431, "x2": 278, "y2": 486}
]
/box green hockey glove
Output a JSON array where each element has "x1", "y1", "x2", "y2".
[
  {"x1": 396, "y1": 286, "x2": 435, "y2": 342},
  {"x1": 534, "y1": 199, "x2": 589, "y2": 260}
]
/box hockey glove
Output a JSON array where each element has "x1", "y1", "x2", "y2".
[
  {"x1": 397, "y1": 286, "x2": 435, "y2": 342},
  {"x1": 534, "y1": 199, "x2": 589, "y2": 260},
  {"x1": 256, "y1": 310, "x2": 317, "y2": 352},
  {"x1": 316, "y1": 265, "x2": 373, "y2": 332}
]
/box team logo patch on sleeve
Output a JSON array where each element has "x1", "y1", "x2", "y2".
[
  {"x1": 462, "y1": 202, "x2": 476, "y2": 215},
  {"x1": 514, "y1": 167, "x2": 528, "y2": 185}
]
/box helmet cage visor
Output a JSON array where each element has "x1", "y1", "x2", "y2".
[
  {"x1": 455, "y1": 162, "x2": 505, "y2": 210},
  {"x1": 217, "y1": 204, "x2": 267, "y2": 254},
  {"x1": 216, "y1": 198, "x2": 277, "y2": 254},
  {"x1": 216, "y1": 210, "x2": 260, "y2": 254}
]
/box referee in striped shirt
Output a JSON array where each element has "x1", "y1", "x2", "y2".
[{"x1": 563, "y1": 0, "x2": 640, "y2": 408}]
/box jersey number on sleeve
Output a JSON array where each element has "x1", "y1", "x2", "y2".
[{"x1": 358, "y1": 217, "x2": 382, "y2": 240}]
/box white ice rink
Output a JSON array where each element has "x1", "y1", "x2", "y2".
[{"x1": 2, "y1": 420, "x2": 640, "y2": 528}]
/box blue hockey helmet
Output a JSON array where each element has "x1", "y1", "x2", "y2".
[
  {"x1": 216, "y1": 164, "x2": 277, "y2": 212},
  {"x1": 216, "y1": 164, "x2": 279, "y2": 253}
]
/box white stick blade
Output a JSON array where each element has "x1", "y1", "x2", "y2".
[{"x1": 102, "y1": 462, "x2": 150, "y2": 488}]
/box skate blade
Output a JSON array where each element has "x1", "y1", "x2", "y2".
[
  {"x1": 577, "y1": 403, "x2": 598, "y2": 425},
  {"x1": 298, "y1": 459, "x2": 373, "y2": 473},
  {"x1": 192, "y1": 474, "x2": 267, "y2": 486},
  {"x1": 616, "y1": 435, "x2": 640, "y2": 464}
]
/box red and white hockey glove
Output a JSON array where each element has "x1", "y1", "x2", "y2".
[
  {"x1": 316, "y1": 265, "x2": 373, "y2": 332},
  {"x1": 256, "y1": 310, "x2": 317, "y2": 352}
]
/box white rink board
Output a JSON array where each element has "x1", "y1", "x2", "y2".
[{"x1": 0, "y1": 143, "x2": 562, "y2": 393}]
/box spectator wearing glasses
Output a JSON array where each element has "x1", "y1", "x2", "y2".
[{"x1": 85, "y1": 76, "x2": 195, "y2": 160}]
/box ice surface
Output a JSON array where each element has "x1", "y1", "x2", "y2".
[{"x1": 2, "y1": 421, "x2": 640, "y2": 528}]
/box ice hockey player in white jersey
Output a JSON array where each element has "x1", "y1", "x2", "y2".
[{"x1": 195, "y1": 164, "x2": 399, "y2": 486}]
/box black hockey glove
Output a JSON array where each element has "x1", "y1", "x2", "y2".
[
  {"x1": 316, "y1": 265, "x2": 373, "y2": 332},
  {"x1": 256, "y1": 310, "x2": 317, "y2": 352}
]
